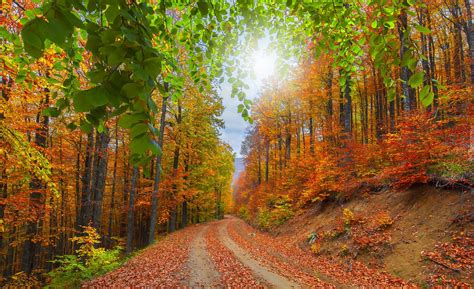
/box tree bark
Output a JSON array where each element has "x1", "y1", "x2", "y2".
[
  {"x1": 78, "y1": 131, "x2": 94, "y2": 229},
  {"x1": 398, "y1": 10, "x2": 416, "y2": 111},
  {"x1": 107, "y1": 125, "x2": 119, "y2": 247},
  {"x1": 126, "y1": 167, "x2": 139, "y2": 254},
  {"x1": 22, "y1": 92, "x2": 49, "y2": 274},
  {"x1": 265, "y1": 139, "x2": 269, "y2": 183},
  {"x1": 168, "y1": 99, "x2": 182, "y2": 233},
  {"x1": 148, "y1": 94, "x2": 168, "y2": 244},
  {"x1": 92, "y1": 129, "x2": 110, "y2": 231}
]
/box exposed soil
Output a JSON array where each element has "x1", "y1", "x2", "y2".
[
  {"x1": 217, "y1": 219, "x2": 301, "y2": 288},
  {"x1": 272, "y1": 185, "x2": 474, "y2": 286},
  {"x1": 186, "y1": 224, "x2": 221, "y2": 288}
]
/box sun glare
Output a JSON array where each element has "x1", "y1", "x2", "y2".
[{"x1": 252, "y1": 49, "x2": 277, "y2": 80}]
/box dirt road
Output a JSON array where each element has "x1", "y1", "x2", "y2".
[{"x1": 85, "y1": 216, "x2": 408, "y2": 287}]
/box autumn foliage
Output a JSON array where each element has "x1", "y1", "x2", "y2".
[{"x1": 234, "y1": 0, "x2": 473, "y2": 228}]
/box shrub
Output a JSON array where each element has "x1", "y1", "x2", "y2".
[
  {"x1": 343, "y1": 208, "x2": 354, "y2": 230},
  {"x1": 238, "y1": 206, "x2": 250, "y2": 221},
  {"x1": 257, "y1": 206, "x2": 294, "y2": 230},
  {"x1": 257, "y1": 195, "x2": 294, "y2": 230},
  {"x1": 47, "y1": 226, "x2": 123, "y2": 288}
]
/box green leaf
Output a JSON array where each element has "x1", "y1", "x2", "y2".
[
  {"x1": 21, "y1": 18, "x2": 47, "y2": 58},
  {"x1": 383, "y1": 6, "x2": 395, "y2": 15},
  {"x1": 198, "y1": 1, "x2": 209, "y2": 15},
  {"x1": 43, "y1": 107, "x2": 60, "y2": 117},
  {"x1": 97, "y1": 123, "x2": 105, "y2": 133},
  {"x1": 371, "y1": 20, "x2": 377, "y2": 29},
  {"x1": 80, "y1": 121, "x2": 93, "y2": 133},
  {"x1": 118, "y1": 113, "x2": 147, "y2": 129},
  {"x1": 44, "y1": 10, "x2": 74, "y2": 47},
  {"x1": 383, "y1": 21, "x2": 395, "y2": 29},
  {"x1": 419, "y1": 85, "x2": 434, "y2": 107},
  {"x1": 149, "y1": 140, "x2": 162, "y2": 155},
  {"x1": 408, "y1": 72, "x2": 424, "y2": 88},
  {"x1": 73, "y1": 86, "x2": 109, "y2": 112},
  {"x1": 130, "y1": 123, "x2": 148, "y2": 139},
  {"x1": 66, "y1": 123, "x2": 77, "y2": 131},
  {"x1": 121, "y1": 82, "x2": 146, "y2": 99},
  {"x1": 107, "y1": 47, "x2": 127, "y2": 65},
  {"x1": 130, "y1": 134, "x2": 150, "y2": 154},
  {"x1": 143, "y1": 57, "x2": 162, "y2": 79},
  {"x1": 415, "y1": 24, "x2": 431, "y2": 34}
]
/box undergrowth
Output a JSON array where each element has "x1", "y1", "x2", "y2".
[{"x1": 46, "y1": 226, "x2": 124, "y2": 288}]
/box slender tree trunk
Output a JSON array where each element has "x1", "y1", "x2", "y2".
[
  {"x1": 78, "y1": 131, "x2": 94, "y2": 229},
  {"x1": 0, "y1": 76, "x2": 10, "y2": 275},
  {"x1": 450, "y1": 1, "x2": 466, "y2": 83},
  {"x1": 326, "y1": 68, "x2": 334, "y2": 145},
  {"x1": 181, "y1": 201, "x2": 188, "y2": 228},
  {"x1": 168, "y1": 143, "x2": 180, "y2": 233},
  {"x1": 126, "y1": 167, "x2": 139, "y2": 254},
  {"x1": 426, "y1": 9, "x2": 439, "y2": 110},
  {"x1": 22, "y1": 93, "x2": 49, "y2": 274},
  {"x1": 148, "y1": 95, "x2": 168, "y2": 244},
  {"x1": 285, "y1": 110, "x2": 291, "y2": 164},
  {"x1": 168, "y1": 100, "x2": 182, "y2": 233},
  {"x1": 121, "y1": 148, "x2": 130, "y2": 237},
  {"x1": 107, "y1": 125, "x2": 119, "y2": 247},
  {"x1": 92, "y1": 129, "x2": 110, "y2": 232},
  {"x1": 343, "y1": 76, "x2": 352, "y2": 135},
  {"x1": 265, "y1": 139, "x2": 269, "y2": 183},
  {"x1": 181, "y1": 161, "x2": 190, "y2": 229},
  {"x1": 308, "y1": 101, "x2": 314, "y2": 154},
  {"x1": 257, "y1": 151, "x2": 262, "y2": 185},
  {"x1": 75, "y1": 135, "x2": 82, "y2": 228},
  {"x1": 398, "y1": 11, "x2": 416, "y2": 111},
  {"x1": 463, "y1": 0, "x2": 474, "y2": 84}
]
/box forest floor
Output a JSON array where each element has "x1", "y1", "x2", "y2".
[
  {"x1": 84, "y1": 216, "x2": 417, "y2": 287},
  {"x1": 84, "y1": 185, "x2": 472, "y2": 288},
  {"x1": 273, "y1": 185, "x2": 473, "y2": 287}
]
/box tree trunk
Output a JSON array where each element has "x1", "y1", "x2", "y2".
[
  {"x1": 121, "y1": 149, "x2": 130, "y2": 237},
  {"x1": 0, "y1": 75, "x2": 10, "y2": 275},
  {"x1": 22, "y1": 93, "x2": 49, "y2": 274},
  {"x1": 343, "y1": 76, "x2": 352, "y2": 135},
  {"x1": 285, "y1": 110, "x2": 291, "y2": 164},
  {"x1": 426, "y1": 9, "x2": 439, "y2": 110},
  {"x1": 326, "y1": 68, "x2": 334, "y2": 145},
  {"x1": 181, "y1": 200, "x2": 188, "y2": 228},
  {"x1": 450, "y1": 1, "x2": 466, "y2": 83},
  {"x1": 463, "y1": 0, "x2": 474, "y2": 84},
  {"x1": 78, "y1": 131, "x2": 94, "y2": 229},
  {"x1": 92, "y1": 129, "x2": 110, "y2": 232},
  {"x1": 168, "y1": 99, "x2": 182, "y2": 233},
  {"x1": 148, "y1": 95, "x2": 168, "y2": 244},
  {"x1": 398, "y1": 10, "x2": 416, "y2": 111},
  {"x1": 309, "y1": 101, "x2": 314, "y2": 154},
  {"x1": 107, "y1": 125, "x2": 119, "y2": 247},
  {"x1": 265, "y1": 139, "x2": 269, "y2": 183},
  {"x1": 126, "y1": 167, "x2": 139, "y2": 254},
  {"x1": 168, "y1": 143, "x2": 180, "y2": 233}
]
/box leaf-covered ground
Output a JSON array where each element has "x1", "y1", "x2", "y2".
[{"x1": 82, "y1": 216, "x2": 419, "y2": 287}]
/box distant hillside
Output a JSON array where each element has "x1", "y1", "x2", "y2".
[{"x1": 233, "y1": 158, "x2": 244, "y2": 183}]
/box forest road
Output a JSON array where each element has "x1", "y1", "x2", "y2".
[
  {"x1": 186, "y1": 216, "x2": 302, "y2": 288},
  {"x1": 186, "y1": 223, "x2": 222, "y2": 287},
  {"x1": 216, "y1": 218, "x2": 301, "y2": 288},
  {"x1": 86, "y1": 216, "x2": 310, "y2": 287}
]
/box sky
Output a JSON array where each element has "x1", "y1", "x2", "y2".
[{"x1": 219, "y1": 44, "x2": 276, "y2": 158}]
